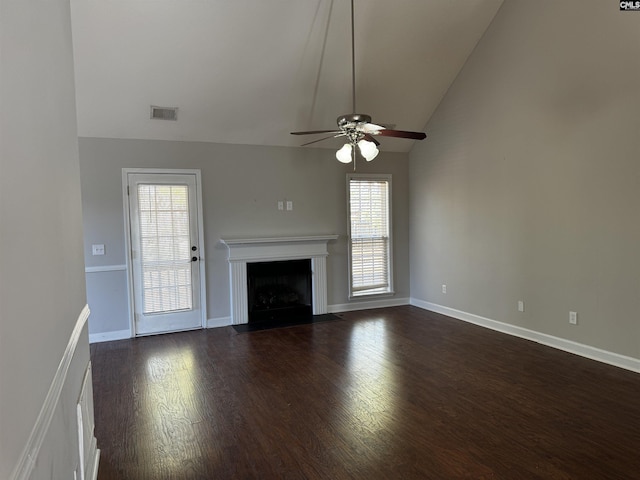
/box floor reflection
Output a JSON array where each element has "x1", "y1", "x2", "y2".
[
  {"x1": 137, "y1": 345, "x2": 204, "y2": 475},
  {"x1": 344, "y1": 318, "x2": 397, "y2": 436}
]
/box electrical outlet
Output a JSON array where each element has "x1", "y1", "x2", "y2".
[
  {"x1": 441, "y1": 284, "x2": 447, "y2": 294},
  {"x1": 91, "y1": 244, "x2": 105, "y2": 256},
  {"x1": 277, "y1": 201, "x2": 284, "y2": 211},
  {"x1": 286, "y1": 200, "x2": 293, "y2": 211},
  {"x1": 569, "y1": 311, "x2": 578, "y2": 325},
  {"x1": 518, "y1": 300, "x2": 524, "y2": 312}
]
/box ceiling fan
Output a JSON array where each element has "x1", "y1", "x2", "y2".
[{"x1": 291, "y1": 0, "x2": 426, "y2": 166}]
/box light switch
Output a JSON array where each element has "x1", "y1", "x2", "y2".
[
  {"x1": 92, "y1": 244, "x2": 105, "y2": 256},
  {"x1": 277, "y1": 201, "x2": 284, "y2": 211}
]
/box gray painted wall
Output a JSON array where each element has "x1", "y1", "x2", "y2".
[
  {"x1": 1, "y1": 0, "x2": 92, "y2": 477},
  {"x1": 409, "y1": 0, "x2": 640, "y2": 359},
  {"x1": 79, "y1": 138, "x2": 410, "y2": 335}
]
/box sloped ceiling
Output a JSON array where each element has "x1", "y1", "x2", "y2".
[{"x1": 70, "y1": 0, "x2": 503, "y2": 152}]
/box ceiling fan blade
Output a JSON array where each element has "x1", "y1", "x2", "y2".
[
  {"x1": 360, "y1": 123, "x2": 385, "y2": 133},
  {"x1": 291, "y1": 129, "x2": 342, "y2": 136},
  {"x1": 300, "y1": 133, "x2": 346, "y2": 146},
  {"x1": 363, "y1": 134, "x2": 380, "y2": 146},
  {"x1": 374, "y1": 129, "x2": 427, "y2": 140}
]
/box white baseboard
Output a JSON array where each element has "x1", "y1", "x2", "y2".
[
  {"x1": 11, "y1": 305, "x2": 91, "y2": 480},
  {"x1": 329, "y1": 297, "x2": 410, "y2": 313},
  {"x1": 90, "y1": 318, "x2": 234, "y2": 339},
  {"x1": 207, "y1": 316, "x2": 232, "y2": 328},
  {"x1": 411, "y1": 298, "x2": 640, "y2": 374},
  {"x1": 88, "y1": 329, "x2": 130, "y2": 343}
]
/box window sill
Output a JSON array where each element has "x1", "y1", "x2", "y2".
[{"x1": 349, "y1": 290, "x2": 395, "y2": 301}]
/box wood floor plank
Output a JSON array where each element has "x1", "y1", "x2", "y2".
[{"x1": 91, "y1": 306, "x2": 640, "y2": 479}]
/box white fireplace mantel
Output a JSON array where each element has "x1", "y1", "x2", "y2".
[{"x1": 220, "y1": 235, "x2": 338, "y2": 324}]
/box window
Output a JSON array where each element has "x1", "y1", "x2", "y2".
[{"x1": 347, "y1": 174, "x2": 392, "y2": 297}]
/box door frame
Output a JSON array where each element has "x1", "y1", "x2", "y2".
[{"x1": 122, "y1": 168, "x2": 207, "y2": 336}]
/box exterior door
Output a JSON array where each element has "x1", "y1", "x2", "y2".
[{"x1": 126, "y1": 171, "x2": 204, "y2": 335}]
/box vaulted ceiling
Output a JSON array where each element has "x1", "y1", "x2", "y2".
[{"x1": 70, "y1": 0, "x2": 503, "y2": 152}]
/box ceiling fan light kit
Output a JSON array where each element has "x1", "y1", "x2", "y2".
[
  {"x1": 357, "y1": 139, "x2": 378, "y2": 161},
  {"x1": 291, "y1": 0, "x2": 426, "y2": 168},
  {"x1": 336, "y1": 143, "x2": 353, "y2": 163}
]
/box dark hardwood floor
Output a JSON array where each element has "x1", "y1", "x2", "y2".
[{"x1": 91, "y1": 306, "x2": 640, "y2": 479}]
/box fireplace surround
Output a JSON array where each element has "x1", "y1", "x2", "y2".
[{"x1": 220, "y1": 235, "x2": 338, "y2": 324}]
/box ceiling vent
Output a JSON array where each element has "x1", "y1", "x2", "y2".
[{"x1": 150, "y1": 105, "x2": 178, "y2": 121}]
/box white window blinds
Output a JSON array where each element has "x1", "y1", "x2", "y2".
[
  {"x1": 348, "y1": 177, "x2": 391, "y2": 296},
  {"x1": 137, "y1": 184, "x2": 193, "y2": 314}
]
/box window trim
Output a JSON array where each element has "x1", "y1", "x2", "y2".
[{"x1": 346, "y1": 173, "x2": 394, "y2": 299}]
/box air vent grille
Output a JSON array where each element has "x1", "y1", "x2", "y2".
[{"x1": 150, "y1": 106, "x2": 178, "y2": 121}]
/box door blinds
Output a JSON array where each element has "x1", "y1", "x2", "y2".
[{"x1": 137, "y1": 184, "x2": 193, "y2": 314}]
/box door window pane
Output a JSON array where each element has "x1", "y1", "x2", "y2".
[{"x1": 137, "y1": 184, "x2": 193, "y2": 314}]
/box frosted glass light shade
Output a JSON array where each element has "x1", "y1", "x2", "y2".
[
  {"x1": 336, "y1": 143, "x2": 353, "y2": 163},
  {"x1": 358, "y1": 139, "x2": 379, "y2": 161}
]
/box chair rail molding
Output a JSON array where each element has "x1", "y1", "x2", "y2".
[
  {"x1": 10, "y1": 305, "x2": 99, "y2": 480},
  {"x1": 85, "y1": 264, "x2": 127, "y2": 273}
]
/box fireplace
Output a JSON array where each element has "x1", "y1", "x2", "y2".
[
  {"x1": 220, "y1": 235, "x2": 338, "y2": 324},
  {"x1": 247, "y1": 259, "x2": 312, "y2": 323}
]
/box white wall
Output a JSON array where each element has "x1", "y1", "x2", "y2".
[
  {"x1": 410, "y1": 0, "x2": 640, "y2": 361},
  {"x1": 0, "y1": 0, "x2": 97, "y2": 478},
  {"x1": 79, "y1": 138, "x2": 410, "y2": 337}
]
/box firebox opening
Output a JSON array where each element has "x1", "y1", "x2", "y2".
[{"x1": 247, "y1": 259, "x2": 312, "y2": 323}]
